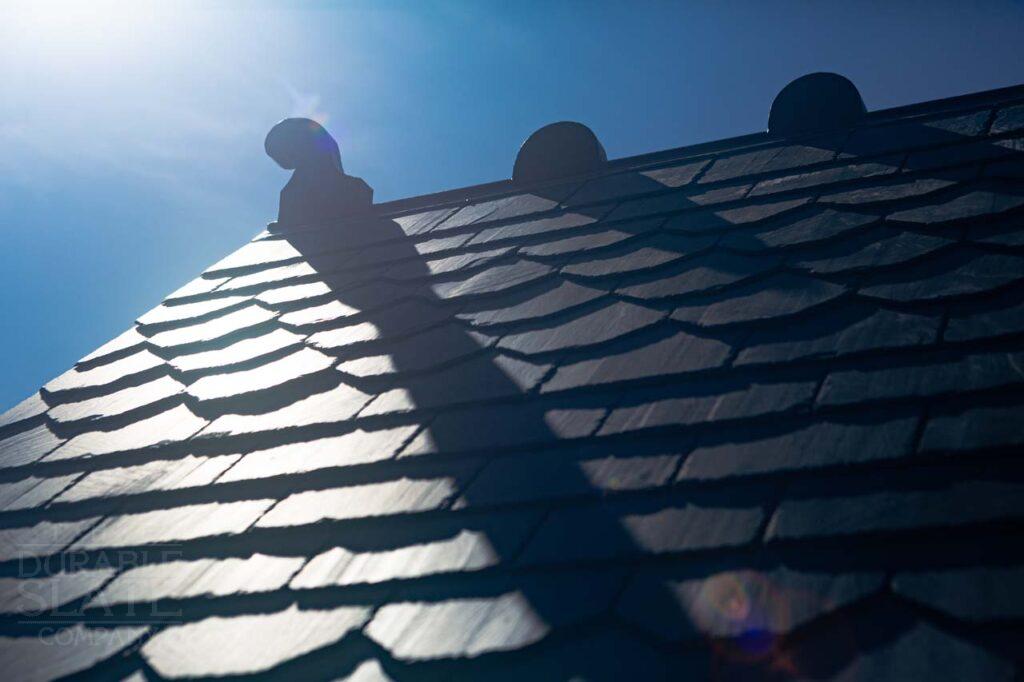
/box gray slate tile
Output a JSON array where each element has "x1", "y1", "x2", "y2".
[
  {"x1": 817, "y1": 351, "x2": 1024, "y2": 406},
  {"x1": 0, "y1": 625, "x2": 148, "y2": 682},
  {"x1": 859, "y1": 250, "x2": 1024, "y2": 302},
  {"x1": 542, "y1": 330, "x2": 730, "y2": 393},
  {"x1": 142, "y1": 604, "x2": 369, "y2": 678},
  {"x1": 893, "y1": 567, "x2": 1024, "y2": 621},
  {"x1": 520, "y1": 498, "x2": 763, "y2": 564},
  {"x1": 671, "y1": 274, "x2": 845, "y2": 327},
  {"x1": 617, "y1": 568, "x2": 883, "y2": 641},
  {"x1": 919, "y1": 405, "x2": 1024, "y2": 453},
  {"x1": 497, "y1": 301, "x2": 664, "y2": 355},
  {"x1": 679, "y1": 416, "x2": 918, "y2": 480},
  {"x1": 47, "y1": 404, "x2": 207, "y2": 461},
  {"x1": 617, "y1": 251, "x2": 775, "y2": 301},
  {"x1": 0, "y1": 424, "x2": 64, "y2": 469},
  {"x1": 600, "y1": 381, "x2": 817, "y2": 435},
  {"x1": 767, "y1": 480, "x2": 1024, "y2": 540}
]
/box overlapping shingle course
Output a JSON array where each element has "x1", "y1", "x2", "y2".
[{"x1": 2, "y1": 81, "x2": 1024, "y2": 679}]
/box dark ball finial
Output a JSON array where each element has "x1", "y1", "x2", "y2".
[
  {"x1": 768, "y1": 73, "x2": 866, "y2": 137},
  {"x1": 265, "y1": 117, "x2": 343, "y2": 173},
  {"x1": 512, "y1": 121, "x2": 607, "y2": 184}
]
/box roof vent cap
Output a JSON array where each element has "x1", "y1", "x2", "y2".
[
  {"x1": 768, "y1": 72, "x2": 866, "y2": 137},
  {"x1": 512, "y1": 121, "x2": 607, "y2": 184},
  {"x1": 265, "y1": 118, "x2": 372, "y2": 228}
]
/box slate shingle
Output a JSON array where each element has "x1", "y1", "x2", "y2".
[
  {"x1": 0, "y1": 625, "x2": 148, "y2": 682},
  {"x1": 671, "y1": 274, "x2": 846, "y2": 327},
  {"x1": 47, "y1": 403, "x2": 207, "y2": 460},
  {"x1": 617, "y1": 568, "x2": 883, "y2": 641},
  {"x1": 142, "y1": 604, "x2": 369, "y2": 678},
  {"x1": 893, "y1": 567, "x2": 1024, "y2": 622},
  {"x1": 768, "y1": 480, "x2": 1024, "y2": 540},
  {"x1": 681, "y1": 415, "x2": 918, "y2": 480},
  {"x1": 496, "y1": 300, "x2": 664, "y2": 355}
]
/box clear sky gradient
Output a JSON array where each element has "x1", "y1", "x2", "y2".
[{"x1": 2, "y1": 0, "x2": 1023, "y2": 411}]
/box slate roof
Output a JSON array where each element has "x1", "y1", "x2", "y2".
[{"x1": 3, "y1": 79, "x2": 1024, "y2": 680}]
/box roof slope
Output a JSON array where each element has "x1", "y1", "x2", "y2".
[{"x1": 3, "y1": 83, "x2": 1024, "y2": 680}]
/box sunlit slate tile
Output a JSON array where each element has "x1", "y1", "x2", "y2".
[
  {"x1": 519, "y1": 227, "x2": 637, "y2": 258},
  {"x1": 466, "y1": 211, "x2": 596, "y2": 247},
  {"x1": 497, "y1": 301, "x2": 663, "y2": 355},
  {"x1": 367, "y1": 592, "x2": 548, "y2": 660},
  {"x1": 859, "y1": 250, "x2": 1024, "y2": 302},
  {"x1": 337, "y1": 323, "x2": 492, "y2": 378},
  {"x1": 47, "y1": 404, "x2": 207, "y2": 461},
  {"x1": 146, "y1": 305, "x2": 277, "y2": 349},
  {"x1": 137, "y1": 294, "x2": 250, "y2": 328},
  {"x1": 919, "y1": 406, "x2": 1024, "y2": 454},
  {"x1": 396, "y1": 246, "x2": 513, "y2": 281},
  {"x1": 458, "y1": 280, "x2": 607, "y2": 327},
  {"x1": 617, "y1": 251, "x2": 775, "y2": 301},
  {"x1": 292, "y1": 529, "x2": 501, "y2": 589},
  {"x1": 218, "y1": 425, "x2": 416, "y2": 483},
  {"x1": 542, "y1": 331, "x2": 730, "y2": 393},
  {"x1": 170, "y1": 328, "x2": 305, "y2": 373},
  {"x1": 393, "y1": 206, "x2": 459, "y2": 236},
  {"x1": 0, "y1": 393, "x2": 48, "y2": 431},
  {"x1": 340, "y1": 660, "x2": 394, "y2": 682},
  {"x1": 520, "y1": 500, "x2": 762, "y2": 565},
  {"x1": 435, "y1": 193, "x2": 562, "y2": 231},
  {"x1": 606, "y1": 190, "x2": 709, "y2": 223},
  {"x1": 0, "y1": 518, "x2": 99, "y2": 562},
  {"x1": 767, "y1": 480, "x2": 1024, "y2": 540},
  {"x1": 165, "y1": 274, "x2": 227, "y2": 301},
  {"x1": 820, "y1": 176, "x2": 960, "y2": 204},
  {"x1": 280, "y1": 298, "x2": 364, "y2": 328},
  {"x1": 617, "y1": 568, "x2": 882, "y2": 641},
  {"x1": 71, "y1": 499, "x2": 273, "y2": 550},
  {"x1": 680, "y1": 417, "x2": 918, "y2": 480},
  {"x1": 817, "y1": 351, "x2": 1024, "y2": 407},
  {"x1": 663, "y1": 196, "x2": 810, "y2": 233},
  {"x1": 206, "y1": 238, "x2": 304, "y2": 275},
  {"x1": 0, "y1": 625, "x2": 148, "y2": 682},
  {"x1": 0, "y1": 568, "x2": 114, "y2": 614},
  {"x1": 216, "y1": 261, "x2": 319, "y2": 293},
  {"x1": 57, "y1": 454, "x2": 239, "y2": 504},
  {"x1": 88, "y1": 554, "x2": 303, "y2": 608},
  {"x1": 257, "y1": 475, "x2": 463, "y2": 528},
  {"x1": 432, "y1": 260, "x2": 554, "y2": 300},
  {"x1": 45, "y1": 348, "x2": 165, "y2": 394},
  {"x1": 893, "y1": 567, "x2": 1024, "y2": 621},
  {"x1": 187, "y1": 347, "x2": 335, "y2": 402},
  {"x1": 306, "y1": 322, "x2": 381, "y2": 352},
  {"x1": 0, "y1": 424, "x2": 63, "y2": 469},
  {"x1": 888, "y1": 188, "x2": 1024, "y2": 224},
  {"x1": 671, "y1": 274, "x2": 845, "y2": 327},
  {"x1": 76, "y1": 326, "x2": 147, "y2": 366},
  {"x1": 736, "y1": 308, "x2": 940, "y2": 366},
  {"x1": 601, "y1": 381, "x2": 816, "y2": 435},
  {"x1": 702, "y1": 144, "x2": 834, "y2": 185},
  {"x1": 48, "y1": 375, "x2": 185, "y2": 425},
  {"x1": 411, "y1": 230, "x2": 476, "y2": 256},
  {"x1": 748, "y1": 157, "x2": 901, "y2": 196},
  {"x1": 836, "y1": 622, "x2": 1014, "y2": 680},
  {"x1": 0, "y1": 474, "x2": 78, "y2": 511},
  {"x1": 795, "y1": 230, "x2": 953, "y2": 274},
  {"x1": 142, "y1": 604, "x2": 369, "y2": 678},
  {"x1": 202, "y1": 381, "x2": 373, "y2": 437},
  {"x1": 255, "y1": 280, "x2": 332, "y2": 307},
  {"x1": 722, "y1": 208, "x2": 877, "y2": 251}
]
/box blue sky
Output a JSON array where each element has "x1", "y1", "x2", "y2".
[{"x1": 2, "y1": 0, "x2": 1023, "y2": 411}]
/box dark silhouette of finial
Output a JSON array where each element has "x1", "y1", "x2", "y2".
[
  {"x1": 512, "y1": 121, "x2": 607, "y2": 184},
  {"x1": 768, "y1": 73, "x2": 866, "y2": 137},
  {"x1": 265, "y1": 118, "x2": 373, "y2": 228}
]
